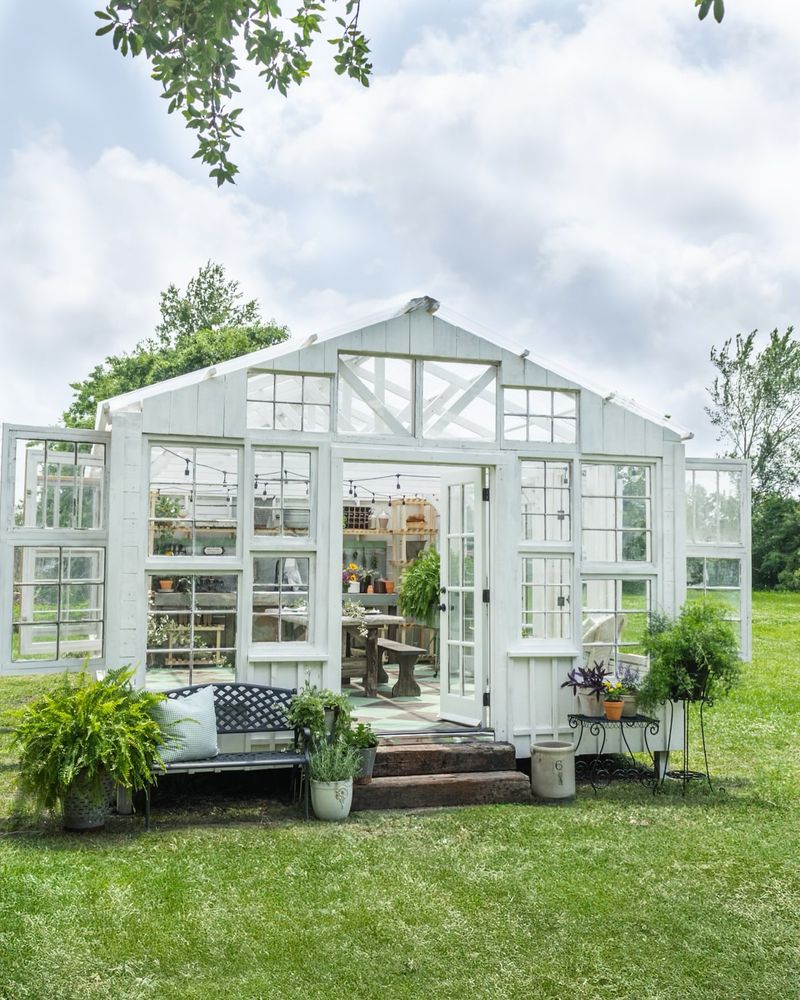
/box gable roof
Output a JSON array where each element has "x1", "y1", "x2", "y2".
[{"x1": 98, "y1": 295, "x2": 691, "y2": 439}]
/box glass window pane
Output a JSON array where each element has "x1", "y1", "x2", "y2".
[
  {"x1": 337, "y1": 355, "x2": 413, "y2": 436},
  {"x1": 706, "y1": 558, "x2": 740, "y2": 588},
  {"x1": 274, "y1": 373, "x2": 303, "y2": 403},
  {"x1": 252, "y1": 557, "x2": 310, "y2": 644},
  {"x1": 422, "y1": 362, "x2": 497, "y2": 440}
]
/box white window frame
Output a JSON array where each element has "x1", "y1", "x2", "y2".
[
  {"x1": 502, "y1": 387, "x2": 578, "y2": 445},
  {"x1": 246, "y1": 371, "x2": 332, "y2": 434}
]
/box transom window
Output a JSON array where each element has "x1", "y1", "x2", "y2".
[
  {"x1": 247, "y1": 372, "x2": 331, "y2": 432},
  {"x1": 253, "y1": 451, "x2": 312, "y2": 537},
  {"x1": 521, "y1": 460, "x2": 571, "y2": 541},
  {"x1": 252, "y1": 556, "x2": 311, "y2": 643},
  {"x1": 686, "y1": 468, "x2": 742, "y2": 544},
  {"x1": 149, "y1": 446, "x2": 239, "y2": 556},
  {"x1": 582, "y1": 464, "x2": 652, "y2": 562},
  {"x1": 422, "y1": 362, "x2": 497, "y2": 440},
  {"x1": 12, "y1": 546, "x2": 105, "y2": 662},
  {"x1": 503, "y1": 388, "x2": 577, "y2": 444},
  {"x1": 13, "y1": 438, "x2": 105, "y2": 530},
  {"x1": 337, "y1": 354, "x2": 413, "y2": 436},
  {"x1": 521, "y1": 557, "x2": 572, "y2": 640},
  {"x1": 581, "y1": 578, "x2": 650, "y2": 676},
  {"x1": 146, "y1": 575, "x2": 237, "y2": 688}
]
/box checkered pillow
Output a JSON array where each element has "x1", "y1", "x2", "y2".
[{"x1": 154, "y1": 686, "x2": 219, "y2": 764}]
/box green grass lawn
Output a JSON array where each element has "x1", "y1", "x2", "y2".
[{"x1": 0, "y1": 592, "x2": 798, "y2": 1000}]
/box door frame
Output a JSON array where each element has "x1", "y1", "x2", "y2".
[{"x1": 329, "y1": 446, "x2": 498, "y2": 731}]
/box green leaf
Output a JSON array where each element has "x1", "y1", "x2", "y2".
[
  {"x1": 697, "y1": 0, "x2": 712, "y2": 19},
  {"x1": 713, "y1": 0, "x2": 725, "y2": 23},
  {"x1": 95, "y1": 22, "x2": 115, "y2": 37}
]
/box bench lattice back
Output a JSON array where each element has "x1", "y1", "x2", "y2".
[{"x1": 164, "y1": 682, "x2": 296, "y2": 734}]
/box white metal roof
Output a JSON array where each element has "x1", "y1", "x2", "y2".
[{"x1": 98, "y1": 296, "x2": 692, "y2": 439}]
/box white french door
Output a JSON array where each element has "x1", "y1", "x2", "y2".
[{"x1": 438, "y1": 468, "x2": 488, "y2": 726}]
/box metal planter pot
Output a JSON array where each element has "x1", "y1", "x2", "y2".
[
  {"x1": 354, "y1": 746, "x2": 378, "y2": 784},
  {"x1": 62, "y1": 774, "x2": 113, "y2": 831}
]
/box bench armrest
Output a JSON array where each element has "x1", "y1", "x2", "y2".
[{"x1": 294, "y1": 725, "x2": 312, "y2": 754}]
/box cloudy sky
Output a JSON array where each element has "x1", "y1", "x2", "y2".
[{"x1": 1, "y1": 0, "x2": 798, "y2": 452}]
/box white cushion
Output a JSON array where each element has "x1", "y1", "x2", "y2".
[{"x1": 153, "y1": 686, "x2": 219, "y2": 763}]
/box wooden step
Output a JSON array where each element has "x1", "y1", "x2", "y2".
[
  {"x1": 352, "y1": 770, "x2": 532, "y2": 811},
  {"x1": 373, "y1": 741, "x2": 516, "y2": 778}
]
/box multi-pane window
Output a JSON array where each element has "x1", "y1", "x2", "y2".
[
  {"x1": 146, "y1": 575, "x2": 237, "y2": 688},
  {"x1": 149, "y1": 446, "x2": 239, "y2": 556},
  {"x1": 581, "y1": 578, "x2": 650, "y2": 674},
  {"x1": 521, "y1": 460, "x2": 571, "y2": 541},
  {"x1": 582, "y1": 464, "x2": 652, "y2": 562},
  {"x1": 247, "y1": 373, "x2": 331, "y2": 433},
  {"x1": 254, "y1": 451, "x2": 312, "y2": 537},
  {"x1": 422, "y1": 362, "x2": 497, "y2": 440},
  {"x1": 503, "y1": 388, "x2": 577, "y2": 444},
  {"x1": 252, "y1": 556, "x2": 311, "y2": 643},
  {"x1": 687, "y1": 557, "x2": 741, "y2": 620},
  {"x1": 12, "y1": 546, "x2": 104, "y2": 662},
  {"x1": 686, "y1": 468, "x2": 742, "y2": 544},
  {"x1": 521, "y1": 557, "x2": 572, "y2": 639},
  {"x1": 13, "y1": 439, "x2": 105, "y2": 530},
  {"x1": 337, "y1": 354, "x2": 414, "y2": 436}
]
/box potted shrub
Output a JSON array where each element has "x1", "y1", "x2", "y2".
[
  {"x1": 8, "y1": 667, "x2": 168, "y2": 831},
  {"x1": 637, "y1": 602, "x2": 741, "y2": 713},
  {"x1": 561, "y1": 662, "x2": 610, "y2": 718},
  {"x1": 398, "y1": 547, "x2": 440, "y2": 625},
  {"x1": 347, "y1": 722, "x2": 379, "y2": 783},
  {"x1": 308, "y1": 741, "x2": 363, "y2": 821},
  {"x1": 602, "y1": 679, "x2": 625, "y2": 720},
  {"x1": 287, "y1": 685, "x2": 352, "y2": 746}
]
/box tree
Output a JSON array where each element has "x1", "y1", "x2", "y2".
[
  {"x1": 95, "y1": 1, "x2": 371, "y2": 186},
  {"x1": 64, "y1": 261, "x2": 289, "y2": 427},
  {"x1": 705, "y1": 327, "x2": 800, "y2": 499},
  {"x1": 751, "y1": 494, "x2": 800, "y2": 590},
  {"x1": 95, "y1": 2, "x2": 720, "y2": 186}
]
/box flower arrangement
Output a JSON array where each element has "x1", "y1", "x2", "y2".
[
  {"x1": 602, "y1": 679, "x2": 625, "y2": 702},
  {"x1": 342, "y1": 562, "x2": 364, "y2": 585},
  {"x1": 342, "y1": 598, "x2": 369, "y2": 638},
  {"x1": 561, "y1": 662, "x2": 611, "y2": 701},
  {"x1": 616, "y1": 662, "x2": 641, "y2": 693}
]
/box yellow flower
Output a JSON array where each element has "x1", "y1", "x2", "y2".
[{"x1": 348, "y1": 562, "x2": 358, "y2": 570}]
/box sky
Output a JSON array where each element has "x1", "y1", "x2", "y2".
[{"x1": 1, "y1": 0, "x2": 799, "y2": 453}]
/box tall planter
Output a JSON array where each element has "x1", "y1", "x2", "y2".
[{"x1": 62, "y1": 773, "x2": 114, "y2": 831}]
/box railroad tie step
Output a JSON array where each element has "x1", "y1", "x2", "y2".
[
  {"x1": 352, "y1": 770, "x2": 532, "y2": 811},
  {"x1": 373, "y1": 741, "x2": 517, "y2": 778}
]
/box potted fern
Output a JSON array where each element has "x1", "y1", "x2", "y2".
[
  {"x1": 8, "y1": 667, "x2": 168, "y2": 831},
  {"x1": 398, "y1": 547, "x2": 441, "y2": 626}
]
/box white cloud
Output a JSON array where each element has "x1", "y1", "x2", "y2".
[{"x1": 3, "y1": 0, "x2": 800, "y2": 453}]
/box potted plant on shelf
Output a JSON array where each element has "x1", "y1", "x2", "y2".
[
  {"x1": 342, "y1": 562, "x2": 364, "y2": 594},
  {"x1": 287, "y1": 685, "x2": 353, "y2": 746},
  {"x1": 616, "y1": 662, "x2": 641, "y2": 717},
  {"x1": 561, "y1": 662, "x2": 611, "y2": 718},
  {"x1": 346, "y1": 722, "x2": 380, "y2": 783},
  {"x1": 308, "y1": 741, "x2": 363, "y2": 821},
  {"x1": 8, "y1": 667, "x2": 168, "y2": 831},
  {"x1": 398, "y1": 547, "x2": 440, "y2": 626},
  {"x1": 602, "y1": 679, "x2": 625, "y2": 720},
  {"x1": 637, "y1": 601, "x2": 740, "y2": 713}
]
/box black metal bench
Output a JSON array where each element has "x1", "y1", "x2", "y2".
[{"x1": 145, "y1": 682, "x2": 310, "y2": 829}]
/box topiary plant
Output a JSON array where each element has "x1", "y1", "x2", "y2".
[{"x1": 398, "y1": 547, "x2": 441, "y2": 626}]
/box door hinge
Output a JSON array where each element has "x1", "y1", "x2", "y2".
[
  {"x1": 482, "y1": 588, "x2": 490, "y2": 604},
  {"x1": 482, "y1": 691, "x2": 491, "y2": 707},
  {"x1": 482, "y1": 486, "x2": 490, "y2": 502}
]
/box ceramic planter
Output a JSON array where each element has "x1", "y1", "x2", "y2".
[
  {"x1": 578, "y1": 689, "x2": 605, "y2": 717},
  {"x1": 603, "y1": 699, "x2": 624, "y2": 721},
  {"x1": 310, "y1": 778, "x2": 354, "y2": 821},
  {"x1": 621, "y1": 694, "x2": 638, "y2": 717},
  {"x1": 347, "y1": 582, "x2": 360, "y2": 594}
]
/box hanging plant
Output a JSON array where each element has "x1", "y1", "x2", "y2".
[{"x1": 398, "y1": 547, "x2": 441, "y2": 626}]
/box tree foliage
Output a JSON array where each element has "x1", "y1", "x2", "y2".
[
  {"x1": 695, "y1": 0, "x2": 725, "y2": 23},
  {"x1": 95, "y1": 1, "x2": 371, "y2": 185},
  {"x1": 705, "y1": 327, "x2": 800, "y2": 499},
  {"x1": 64, "y1": 261, "x2": 289, "y2": 427},
  {"x1": 751, "y1": 494, "x2": 800, "y2": 591}
]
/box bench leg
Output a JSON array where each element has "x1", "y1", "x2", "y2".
[
  {"x1": 304, "y1": 764, "x2": 310, "y2": 820},
  {"x1": 144, "y1": 787, "x2": 151, "y2": 831},
  {"x1": 391, "y1": 654, "x2": 421, "y2": 697}
]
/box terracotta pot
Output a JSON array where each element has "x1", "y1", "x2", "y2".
[
  {"x1": 159, "y1": 580, "x2": 173, "y2": 591},
  {"x1": 384, "y1": 580, "x2": 395, "y2": 594},
  {"x1": 603, "y1": 699, "x2": 624, "y2": 721}
]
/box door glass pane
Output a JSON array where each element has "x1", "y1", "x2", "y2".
[
  {"x1": 449, "y1": 485, "x2": 462, "y2": 534},
  {"x1": 462, "y1": 649, "x2": 475, "y2": 694},
  {"x1": 463, "y1": 591, "x2": 475, "y2": 642},
  {"x1": 463, "y1": 483, "x2": 475, "y2": 534},
  {"x1": 448, "y1": 644, "x2": 461, "y2": 695},
  {"x1": 448, "y1": 592, "x2": 462, "y2": 641},
  {"x1": 462, "y1": 537, "x2": 475, "y2": 586}
]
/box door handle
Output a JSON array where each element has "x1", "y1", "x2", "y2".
[
  {"x1": 438, "y1": 603, "x2": 447, "y2": 612},
  {"x1": 440, "y1": 586, "x2": 447, "y2": 594}
]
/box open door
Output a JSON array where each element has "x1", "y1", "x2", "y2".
[{"x1": 438, "y1": 468, "x2": 487, "y2": 726}]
